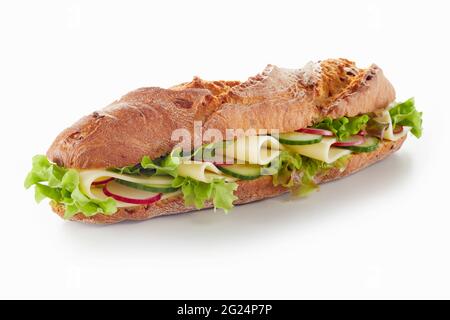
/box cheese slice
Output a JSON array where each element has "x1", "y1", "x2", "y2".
[
  {"x1": 373, "y1": 110, "x2": 411, "y2": 141},
  {"x1": 217, "y1": 135, "x2": 281, "y2": 165},
  {"x1": 285, "y1": 137, "x2": 352, "y2": 163},
  {"x1": 79, "y1": 170, "x2": 174, "y2": 201},
  {"x1": 177, "y1": 161, "x2": 236, "y2": 183}
]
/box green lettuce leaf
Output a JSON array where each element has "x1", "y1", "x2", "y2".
[
  {"x1": 314, "y1": 114, "x2": 370, "y2": 140},
  {"x1": 271, "y1": 150, "x2": 302, "y2": 188},
  {"x1": 111, "y1": 163, "x2": 151, "y2": 176},
  {"x1": 389, "y1": 98, "x2": 423, "y2": 138},
  {"x1": 293, "y1": 155, "x2": 349, "y2": 197},
  {"x1": 25, "y1": 155, "x2": 117, "y2": 219},
  {"x1": 114, "y1": 148, "x2": 182, "y2": 177},
  {"x1": 172, "y1": 176, "x2": 238, "y2": 213},
  {"x1": 271, "y1": 150, "x2": 350, "y2": 197}
]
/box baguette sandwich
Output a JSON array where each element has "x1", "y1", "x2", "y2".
[{"x1": 25, "y1": 59, "x2": 423, "y2": 224}]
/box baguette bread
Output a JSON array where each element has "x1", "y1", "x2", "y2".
[{"x1": 46, "y1": 58, "x2": 402, "y2": 223}]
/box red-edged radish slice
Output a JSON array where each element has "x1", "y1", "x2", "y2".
[
  {"x1": 393, "y1": 125, "x2": 403, "y2": 134},
  {"x1": 357, "y1": 130, "x2": 368, "y2": 136},
  {"x1": 103, "y1": 181, "x2": 162, "y2": 205},
  {"x1": 297, "y1": 128, "x2": 334, "y2": 136},
  {"x1": 332, "y1": 135, "x2": 365, "y2": 147},
  {"x1": 92, "y1": 177, "x2": 114, "y2": 186}
]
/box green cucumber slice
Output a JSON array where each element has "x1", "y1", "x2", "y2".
[
  {"x1": 343, "y1": 136, "x2": 380, "y2": 153},
  {"x1": 115, "y1": 179, "x2": 179, "y2": 193},
  {"x1": 217, "y1": 164, "x2": 262, "y2": 180},
  {"x1": 277, "y1": 132, "x2": 323, "y2": 145}
]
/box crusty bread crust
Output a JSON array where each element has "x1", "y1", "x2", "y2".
[
  {"x1": 47, "y1": 59, "x2": 395, "y2": 169},
  {"x1": 204, "y1": 61, "x2": 394, "y2": 137},
  {"x1": 52, "y1": 137, "x2": 406, "y2": 224}
]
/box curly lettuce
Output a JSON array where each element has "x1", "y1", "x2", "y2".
[
  {"x1": 271, "y1": 150, "x2": 349, "y2": 197},
  {"x1": 24, "y1": 155, "x2": 117, "y2": 219},
  {"x1": 271, "y1": 151, "x2": 302, "y2": 188},
  {"x1": 314, "y1": 114, "x2": 370, "y2": 140},
  {"x1": 389, "y1": 98, "x2": 423, "y2": 138},
  {"x1": 113, "y1": 148, "x2": 182, "y2": 177},
  {"x1": 171, "y1": 176, "x2": 238, "y2": 213}
]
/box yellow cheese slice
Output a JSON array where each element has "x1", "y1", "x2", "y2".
[
  {"x1": 79, "y1": 170, "x2": 174, "y2": 201},
  {"x1": 178, "y1": 161, "x2": 226, "y2": 183},
  {"x1": 285, "y1": 137, "x2": 352, "y2": 163},
  {"x1": 217, "y1": 135, "x2": 281, "y2": 165}
]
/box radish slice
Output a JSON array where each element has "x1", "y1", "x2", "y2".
[
  {"x1": 332, "y1": 135, "x2": 365, "y2": 147},
  {"x1": 393, "y1": 125, "x2": 403, "y2": 134},
  {"x1": 297, "y1": 128, "x2": 334, "y2": 136},
  {"x1": 357, "y1": 130, "x2": 368, "y2": 136},
  {"x1": 103, "y1": 181, "x2": 162, "y2": 205},
  {"x1": 92, "y1": 177, "x2": 114, "y2": 186}
]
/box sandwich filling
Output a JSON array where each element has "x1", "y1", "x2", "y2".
[{"x1": 25, "y1": 99, "x2": 422, "y2": 219}]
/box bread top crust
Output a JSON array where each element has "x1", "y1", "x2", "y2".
[{"x1": 47, "y1": 59, "x2": 395, "y2": 169}]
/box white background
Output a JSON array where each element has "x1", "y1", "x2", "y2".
[{"x1": 0, "y1": 0, "x2": 449, "y2": 299}]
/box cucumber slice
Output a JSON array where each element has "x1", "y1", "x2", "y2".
[
  {"x1": 277, "y1": 132, "x2": 323, "y2": 145},
  {"x1": 217, "y1": 164, "x2": 262, "y2": 180},
  {"x1": 115, "y1": 179, "x2": 179, "y2": 193},
  {"x1": 343, "y1": 136, "x2": 380, "y2": 153}
]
